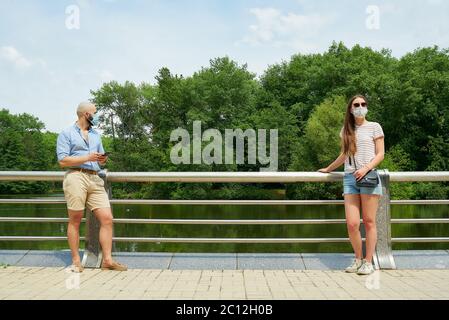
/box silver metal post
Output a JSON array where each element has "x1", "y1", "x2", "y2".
[
  {"x1": 81, "y1": 170, "x2": 111, "y2": 268},
  {"x1": 103, "y1": 170, "x2": 116, "y2": 253},
  {"x1": 81, "y1": 208, "x2": 101, "y2": 268},
  {"x1": 374, "y1": 169, "x2": 396, "y2": 269}
]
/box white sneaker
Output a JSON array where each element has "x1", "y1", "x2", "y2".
[
  {"x1": 357, "y1": 259, "x2": 375, "y2": 275},
  {"x1": 345, "y1": 258, "x2": 362, "y2": 273}
]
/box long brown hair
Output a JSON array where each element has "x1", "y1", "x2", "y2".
[{"x1": 341, "y1": 95, "x2": 368, "y2": 156}]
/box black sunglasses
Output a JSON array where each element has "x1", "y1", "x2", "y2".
[{"x1": 353, "y1": 102, "x2": 367, "y2": 107}]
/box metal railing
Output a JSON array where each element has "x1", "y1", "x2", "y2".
[{"x1": 1, "y1": 170, "x2": 449, "y2": 269}]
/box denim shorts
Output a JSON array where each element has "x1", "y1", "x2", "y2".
[{"x1": 342, "y1": 172, "x2": 383, "y2": 196}]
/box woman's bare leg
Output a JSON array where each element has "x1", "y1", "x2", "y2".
[
  {"x1": 344, "y1": 194, "x2": 363, "y2": 259},
  {"x1": 360, "y1": 194, "x2": 380, "y2": 263}
]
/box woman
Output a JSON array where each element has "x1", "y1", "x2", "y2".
[{"x1": 318, "y1": 95, "x2": 385, "y2": 275}]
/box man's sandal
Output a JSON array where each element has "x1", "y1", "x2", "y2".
[{"x1": 101, "y1": 261, "x2": 128, "y2": 271}]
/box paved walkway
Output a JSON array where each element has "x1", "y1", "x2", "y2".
[
  {"x1": 1, "y1": 250, "x2": 449, "y2": 300},
  {"x1": 1, "y1": 266, "x2": 449, "y2": 300},
  {"x1": 2, "y1": 250, "x2": 449, "y2": 270}
]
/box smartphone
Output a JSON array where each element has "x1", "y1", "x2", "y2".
[{"x1": 102, "y1": 152, "x2": 110, "y2": 157}]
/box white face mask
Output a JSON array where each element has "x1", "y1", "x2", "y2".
[{"x1": 351, "y1": 106, "x2": 368, "y2": 118}]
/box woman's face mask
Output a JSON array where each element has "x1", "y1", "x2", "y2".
[{"x1": 351, "y1": 103, "x2": 368, "y2": 118}]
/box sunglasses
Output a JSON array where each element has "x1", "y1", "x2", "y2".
[{"x1": 353, "y1": 102, "x2": 367, "y2": 107}]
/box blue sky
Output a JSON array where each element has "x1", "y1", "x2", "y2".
[{"x1": 1, "y1": 0, "x2": 448, "y2": 132}]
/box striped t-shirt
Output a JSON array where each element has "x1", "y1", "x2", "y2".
[{"x1": 339, "y1": 121, "x2": 384, "y2": 173}]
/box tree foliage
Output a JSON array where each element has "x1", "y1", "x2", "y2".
[
  {"x1": 0, "y1": 109, "x2": 57, "y2": 193},
  {"x1": 2, "y1": 43, "x2": 449, "y2": 199}
]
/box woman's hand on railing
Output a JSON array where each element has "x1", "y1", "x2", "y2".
[{"x1": 317, "y1": 167, "x2": 331, "y2": 173}]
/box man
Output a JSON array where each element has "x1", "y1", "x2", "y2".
[{"x1": 57, "y1": 101, "x2": 127, "y2": 272}]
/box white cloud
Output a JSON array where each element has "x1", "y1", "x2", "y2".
[
  {"x1": 1, "y1": 1, "x2": 448, "y2": 133},
  {"x1": 247, "y1": 8, "x2": 281, "y2": 43},
  {"x1": 240, "y1": 7, "x2": 333, "y2": 51},
  {"x1": 0, "y1": 46, "x2": 33, "y2": 68}
]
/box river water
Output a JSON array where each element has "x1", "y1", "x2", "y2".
[{"x1": 0, "y1": 193, "x2": 448, "y2": 253}]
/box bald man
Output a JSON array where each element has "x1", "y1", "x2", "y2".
[{"x1": 56, "y1": 102, "x2": 127, "y2": 272}]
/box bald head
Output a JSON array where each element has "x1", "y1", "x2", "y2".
[{"x1": 77, "y1": 102, "x2": 96, "y2": 118}]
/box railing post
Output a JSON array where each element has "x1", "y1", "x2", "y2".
[
  {"x1": 81, "y1": 169, "x2": 113, "y2": 268},
  {"x1": 373, "y1": 169, "x2": 396, "y2": 269},
  {"x1": 104, "y1": 170, "x2": 116, "y2": 253},
  {"x1": 81, "y1": 209, "x2": 101, "y2": 268}
]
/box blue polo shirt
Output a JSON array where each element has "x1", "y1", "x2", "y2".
[{"x1": 56, "y1": 122, "x2": 105, "y2": 172}]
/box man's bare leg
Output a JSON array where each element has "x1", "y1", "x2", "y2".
[
  {"x1": 93, "y1": 207, "x2": 115, "y2": 265},
  {"x1": 67, "y1": 209, "x2": 84, "y2": 265},
  {"x1": 93, "y1": 207, "x2": 127, "y2": 270}
]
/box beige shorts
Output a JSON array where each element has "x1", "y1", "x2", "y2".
[{"x1": 62, "y1": 170, "x2": 110, "y2": 211}]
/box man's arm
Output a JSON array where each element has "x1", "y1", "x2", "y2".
[
  {"x1": 59, "y1": 154, "x2": 101, "y2": 168},
  {"x1": 56, "y1": 131, "x2": 101, "y2": 168}
]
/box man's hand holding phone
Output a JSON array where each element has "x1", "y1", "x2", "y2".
[
  {"x1": 86, "y1": 152, "x2": 109, "y2": 165},
  {"x1": 87, "y1": 152, "x2": 103, "y2": 162},
  {"x1": 98, "y1": 152, "x2": 110, "y2": 165}
]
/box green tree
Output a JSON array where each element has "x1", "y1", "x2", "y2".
[
  {"x1": 287, "y1": 95, "x2": 346, "y2": 199},
  {"x1": 0, "y1": 109, "x2": 54, "y2": 194}
]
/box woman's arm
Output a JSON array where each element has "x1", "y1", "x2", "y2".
[
  {"x1": 353, "y1": 137, "x2": 385, "y2": 180},
  {"x1": 318, "y1": 152, "x2": 346, "y2": 173},
  {"x1": 365, "y1": 137, "x2": 385, "y2": 170},
  {"x1": 329, "y1": 152, "x2": 347, "y2": 171}
]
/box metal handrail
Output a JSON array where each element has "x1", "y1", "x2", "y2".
[
  {"x1": 1, "y1": 217, "x2": 449, "y2": 224},
  {"x1": 1, "y1": 170, "x2": 449, "y2": 269},
  {"x1": 1, "y1": 236, "x2": 448, "y2": 243},
  {"x1": 1, "y1": 199, "x2": 449, "y2": 205},
  {"x1": 0, "y1": 217, "x2": 348, "y2": 224},
  {"x1": 1, "y1": 170, "x2": 449, "y2": 182},
  {"x1": 0, "y1": 236, "x2": 352, "y2": 243}
]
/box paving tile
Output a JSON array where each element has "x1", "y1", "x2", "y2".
[
  {"x1": 301, "y1": 253, "x2": 354, "y2": 270},
  {"x1": 238, "y1": 253, "x2": 304, "y2": 270},
  {"x1": 15, "y1": 250, "x2": 77, "y2": 267},
  {"x1": 393, "y1": 250, "x2": 449, "y2": 269},
  {"x1": 112, "y1": 252, "x2": 172, "y2": 269},
  {"x1": 0, "y1": 250, "x2": 29, "y2": 265},
  {"x1": 170, "y1": 253, "x2": 236, "y2": 270}
]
